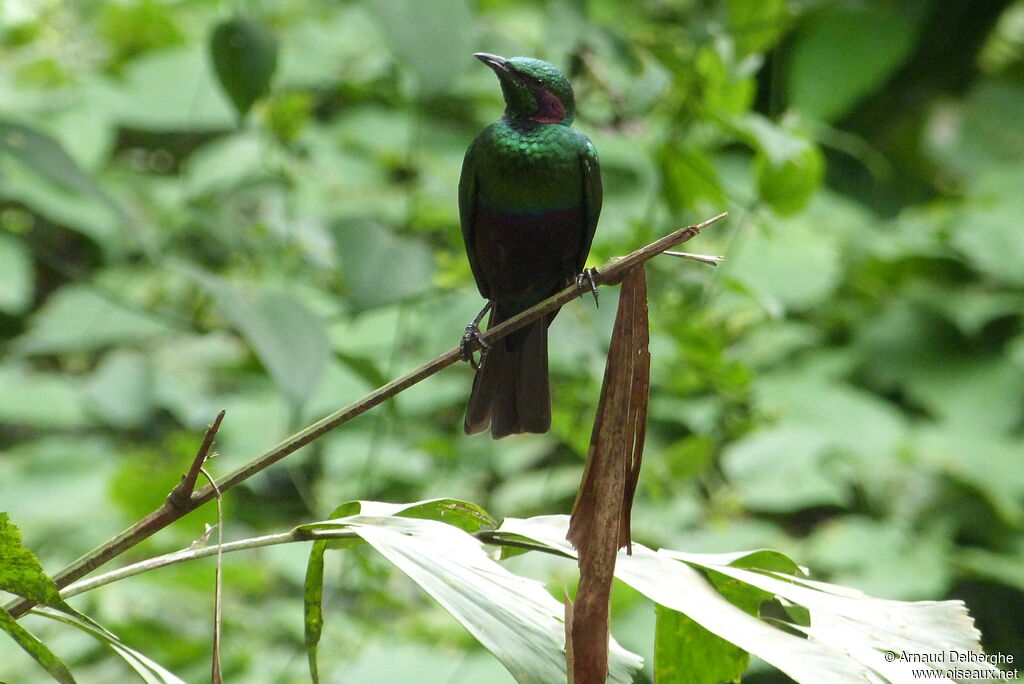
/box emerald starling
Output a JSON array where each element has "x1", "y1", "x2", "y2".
[{"x1": 460, "y1": 53, "x2": 602, "y2": 438}]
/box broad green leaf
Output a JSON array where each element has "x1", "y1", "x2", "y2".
[
  {"x1": 209, "y1": 17, "x2": 279, "y2": 119},
  {"x1": 788, "y1": 5, "x2": 917, "y2": 122},
  {"x1": 0, "y1": 366, "x2": 86, "y2": 428},
  {"x1": 197, "y1": 275, "x2": 330, "y2": 405},
  {"x1": 0, "y1": 610, "x2": 75, "y2": 684},
  {"x1": 806, "y1": 517, "x2": 951, "y2": 601},
  {"x1": 182, "y1": 132, "x2": 264, "y2": 196},
  {"x1": 98, "y1": 0, "x2": 184, "y2": 65},
  {"x1": 333, "y1": 220, "x2": 435, "y2": 310},
  {"x1": 727, "y1": 0, "x2": 789, "y2": 55},
  {"x1": 754, "y1": 142, "x2": 823, "y2": 216},
  {"x1": 730, "y1": 115, "x2": 824, "y2": 214},
  {"x1": 0, "y1": 232, "x2": 32, "y2": 314},
  {"x1": 0, "y1": 120, "x2": 116, "y2": 210},
  {"x1": 721, "y1": 426, "x2": 848, "y2": 512},
  {"x1": 0, "y1": 437, "x2": 121, "y2": 553},
  {"x1": 12, "y1": 284, "x2": 172, "y2": 355},
  {"x1": 395, "y1": 498, "x2": 497, "y2": 533},
  {"x1": 914, "y1": 424, "x2": 1024, "y2": 526},
  {"x1": 300, "y1": 499, "x2": 494, "y2": 536},
  {"x1": 752, "y1": 373, "x2": 907, "y2": 469},
  {"x1": 108, "y1": 46, "x2": 235, "y2": 130},
  {"x1": 0, "y1": 513, "x2": 65, "y2": 607},
  {"x1": 903, "y1": 357, "x2": 1024, "y2": 435},
  {"x1": 657, "y1": 566, "x2": 777, "y2": 682},
  {"x1": 658, "y1": 145, "x2": 725, "y2": 212},
  {"x1": 367, "y1": 0, "x2": 475, "y2": 95},
  {"x1": 728, "y1": 215, "x2": 840, "y2": 313},
  {"x1": 926, "y1": 79, "x2": 1024, "y2": 179},
  {"x1": 683, "y1": 548, "x2": 805, "y2": 577},
  {"x1": 2, "y1": 517, "x2": 180, "y2": 682},
  {"x1": 655, "y1": 602, "x2": 749, "y2": 684},
  {"x1": 303, "y1": 509, "x2": 642, "y2": 683},
  {"x1": 957, "y1": 548, "x2": 1024, "y2": 594},
  {"x1": 661, "y1": 550, "x2": 997, "y2": 682},
  {"x1": 695, "y1": 45, "x2": 757, "y2": 117},
  {"x1": 499, "y1": 516, "x2": 997, "y2": 683},
  {"x1": 498, "y1": 516, "x2": 868, "y2": 682},
  {"x1": 952, "y1": 188, "x2": 1024, "y2": 286},
  {"x1": 0, "y1": 161, "x2": 122, "y2": 247},
  {"x1": 83, "y1": 350, "x2": 153, "y2": 428}
]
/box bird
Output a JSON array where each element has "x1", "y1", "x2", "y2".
[{"x1": 459, "y1": 53, "x2": 602, "y2": 438}]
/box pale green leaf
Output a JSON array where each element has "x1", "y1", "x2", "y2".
[
  {"x1": 722, "y1": 426, "x2": 848, "y2": 512},
  {"x1": 952, "y1": 190, "x2": 1024, "y2": 286},
  {"x1": 0, "y1": 610, "x2": 75, "y2": 684},
  {"x1": 306, "y1": 510, "x2": 643, "y2": 683},
  {"x1": 662, "y1": 550, "x2": 996, "y2": 683},
  {"x1": 367, "y1": 0, "x2": 475, "y2": 95},
  {"x1": 498, "y1": 516, "x2": 869, "y2": 682},
  {"x1": 12, "y1": 284, "x2": 172, "y2": 355},
  {"x1": 0, "y1": 366, "x2": 87, "y2": 428},
  {"x1": 198, "y1": 277, "x2": 330, "y2": 405},
  {"x1": 109, "y1": 46, "x2": 236, "y2": 130},
  {"x1": 0, "y1": 232, "x2": 32, "y2": 314},
  {"x1": 728, "y1": 216, "x2": 840, "y2": 313},
  {"x1": 34, "y1": 606, "x2": 186, "y2": 684},
  {"x1": 806, "y1": 517, "x2": 951, "y2": 601},
  {"x1": 903, "y1": 357, "x2": 1024, "y2": 435},
  {"x1": 0, "y1": 162, "x2": 123, "y2": 247},
  {"x1": 0, "y1": 120, "x2": 115, "y2": 208},
  {"x1": 499, "y1": 516, "x2": 996, "y2": 684},
  {"x1": 83, "y1": 350, "x2": 153, "y2": 428},
  {"x1": 334, "y1": 220, "x2": 435, "y2": 310}
]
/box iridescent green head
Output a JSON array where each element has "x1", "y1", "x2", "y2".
[{"x1": 474, "y1": 53, "x2": 575, "y2": 125}]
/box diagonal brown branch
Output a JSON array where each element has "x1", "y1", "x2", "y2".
[{"x1": 4, "y1": 211, "x2": 726, "y2": 621}]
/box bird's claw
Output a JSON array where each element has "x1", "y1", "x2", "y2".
[
  {"x1": 576, "y1": 268, "x2": 600, "y2": 308},
  {"x1": 460, "y1": 323, "x2": 489, "y2": 369}
]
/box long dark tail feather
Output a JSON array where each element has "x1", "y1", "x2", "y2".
[{"x1": 464, "y1": 319, "x2": 551, "y2": 438}]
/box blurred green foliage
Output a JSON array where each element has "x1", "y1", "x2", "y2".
[{"x1": 1, "y1": 0, "x2": 1023, "y2": 681}]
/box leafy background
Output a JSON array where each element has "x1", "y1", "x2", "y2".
[{"x1": 1, "y1": 0, "x2": 1023, "y2": 681}]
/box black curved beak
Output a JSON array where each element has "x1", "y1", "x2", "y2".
[{"x1": 474, "y1": 52, "x2": 511, "y2": 75}]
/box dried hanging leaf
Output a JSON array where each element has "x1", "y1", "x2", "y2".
[{"x1": 566, "y1": 266, "x2": 651, "y2": 683}]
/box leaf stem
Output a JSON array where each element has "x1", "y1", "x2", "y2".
[{"x1": 60, "y1": 527, "x2": 576, "y2": 599}]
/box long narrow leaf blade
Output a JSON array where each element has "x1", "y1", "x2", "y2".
[
  {"x1": 306, "y1": 511, "x2": 643, "y2": 683},
  {"x1": 0, "y1": 609, "x2": 75, "y2": 683}
]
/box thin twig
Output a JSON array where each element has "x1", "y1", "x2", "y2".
[
  {"x1": 4, "y1": 212, "x2": 726, "y2": 621},
  {"x1": 168, "y1": 410, "x2": 225, "y2": 510},
  {"x1": 663, "y1": 251, "x2": 724, "y2": 267},
  {"x1": 200, "y1": 466, "x2": 224, "y2": 684}
]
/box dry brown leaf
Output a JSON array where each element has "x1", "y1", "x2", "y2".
[{"x1": 566, "y1": 266, "x2": 650, "y2": 683}]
